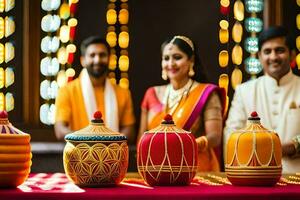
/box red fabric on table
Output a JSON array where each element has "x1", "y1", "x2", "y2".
[{"x1": 1, "y1": 173, "x2": 300, "y2": 200}]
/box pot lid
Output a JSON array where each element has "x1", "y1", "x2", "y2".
[
  {"x1": 144, "y1": 114, "x2": 190, "y2": 134},
  {"x1": 65, "y1": 111, "x2": 127, "y2": 141},
  {"x1": 0, "y1": 111, "x2": 27, "y2": 135}
]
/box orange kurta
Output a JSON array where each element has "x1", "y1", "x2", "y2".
[{"x1": 55, "y1": 78, "x2": 135, "y2": 131}]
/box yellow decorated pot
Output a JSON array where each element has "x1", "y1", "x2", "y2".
[
  {"x1": 0, "y1": 111, "x2": 32, "y2": 187},
  {"x1": 63, "y1": 111, "x2": 128, "y2": 187},
  {"x1": 225, "y1": 111, "x2": 282, "y2": 186}
]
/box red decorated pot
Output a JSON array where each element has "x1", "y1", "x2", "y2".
[
  {"x1": 225, "y1": 112, "x2": 282, "y2": 186},
  {"x1": 137, "y1": 114, "x2": 198, "y2": 186}
]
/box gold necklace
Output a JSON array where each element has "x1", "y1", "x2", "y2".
[{"x1": 165, "y1": 80, "x2": 194, "y2": 115}]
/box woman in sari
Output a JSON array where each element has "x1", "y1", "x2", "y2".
[{"x1": 138, "y1": 35, "x2": 226, "y2": 172}]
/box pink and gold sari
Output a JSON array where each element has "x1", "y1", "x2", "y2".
[{"x1": 141, "y1": 83, "x2": 226, "y2": 172}]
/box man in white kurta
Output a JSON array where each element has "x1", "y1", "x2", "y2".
[{"x1": 224, "y1": 26, "x2": 300, "y2": 173}]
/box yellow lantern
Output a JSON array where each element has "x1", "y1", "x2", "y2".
[
  {"x1": 296, "y1": 54, "x2": 300, "y2": 68},
  {"x1": 110, "y1": 78, "x2": 117, "y2": 85},
  {"x1": 232, "y1": 21, "x2": 243, "y2": 43},
  {"x1": 219, "y1": 20, "x2": 229, "y2": 30},
  {"x1": 107, "y1": 9, "x2": 117, "y2": 25},
  {"x1": 234, "y1": 0, "x2": 244, "y2": 21},
  {"x1": 118, "y1": 31, "x2": 129, "y2": 48},
  {"x1": 57, "y1": 70, "x2": 67, "y2": 87},
  {"x1": 0, "y1": 17, "x2": 4, "y2": 39},
  {"x1": 60, "y1": 25, "x2": 70, "y2": 43},
  {"x1": 218, "y1": 74, "x2": 229, "y2": 94},
  {"x1": 106, "y1": 32, "x2": 117, "y2": 47},
  {"x1": 5, "y1": 16, "x2": 15, "y2": 38},
  {"x1": 119, "y1": 55, "x2": 129, "y2": 71},
  {"x1": 220, "y1": 0, "x2": 230, "y2": 7},
  {"x1": 0, "y1": 67, "x2": 4, "y2": 88},
  {"x1": 219, "y1": 50, "x2": 229, "y2": 67},
  {"x1": 57, "y1": 47, "x2": 68, "y2": 65},
  {"x1": 232, "y1": 44, "x2": 243, "y2": 65},
  {"x1": 5, "y1": 67, "x2": 14, "y2": 88},
  {"x1": 0, "y1": 43, "x2": 4, "y2": 64},
  {"x1": 119, "y1": 9, "x2": 129, "y2": 24},
  {"x1": 68, "y1": 18, "x2": 78, "y2": 27},
  {"x1": 5, "y1": 0, "x2": 15, "y2": 12},
  {"x1": 59, "y1": 3, "x2": 70, "y2": 20},
  {"x1": 297, "y1": 0, "x2": 300, "y2": 6},
  {"x1": 0, "y1": 0, "x2": 4, "y2": 12},
  {"x1": 231, "y1": 67, "x2": 243, "y2": 90},
  {"x1": 109, "y1": 54, "x2": 117, "y2": 70},
  {"x1": 0, "y1": 92, "x2": 4, "y2": 111},
  {"x1": 296, "y1": 36, "x2": 300, "y2": 51},
  {"x1": 5, "y1": 93, "x2": 14, "y2": 112},
  {"x1": 66, "y1": 68, "x2": 75, "y2": 77},
  {"x1": 219, "y1": 29, "x2": 229, "y2": 44},
  {"x1": 297, "y1": 14, "x2": 300, "y2": 30},
  {"x1": 5, "y1": 42, "x2": 14, "y2": 63},
  {"x1": 119, "y1": 77, "x2": 129, "y2": 89},
  {"x1": 66, "y1": 44, "x2": 76, "y2": 53}
]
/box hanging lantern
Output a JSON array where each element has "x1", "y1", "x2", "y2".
[
  {"x1": 245, "y1": 17, "x2": 263, "y2": 33},
  {"x1": 107, "y1": 9, "x2": 117, "y2": 25},
  {"x1": 0, "y1": 0, "x2": 4, "y2": 12},
  {"x1": 219, "y1": 20, "x2": 229, "y2": 30},
  {"x1": 0, "y1": 92, "x2": 4, "y2": 110},
  {"x1": 119, "y1": 77, "x2": 129, "y2": 89},
  {"x1": 245, "y1": 0, "x2": 264, "y2": 13},
  {"x1": 231, "y1": 67, "x2": 243, "y2": 90},
  {"x1": 5, "y1": 16, "x2": 15, "y2": 37},
  {"x1": 118, "y1": 31, "x2": 129, "y2": 48},
  {"x1": 59, "y1": 25, "x2": 70, "y2": 43},
  {"x1": 232, "y1": 44, "x2": 243, "y2": 65},
  {"x1": 244, "y1": 57, "x2": 262, "y2": 74},
  {"x1": 218, "y1": 74, "x2": 229, "y2": 94},
  {"x1": 57, "y1": 70, "x2": 67, "y2": 87},
  {"x1": 5, "y1": 0, "x2": 15, "y2": 12},
  {"x1": 106, "y1": 32, "x2": 117, "y2": 47},
  {"x1": 118, "y1": 9, "x2": 129, "y2": 24},
  {"x1": 5, "y1": 93, "x2": 14, "y2": 112},
  {"x1": 5, "y1": 67, "x2": 14, "y2": 88},
  {"x1": 234, "y1": 0, "x2": 244, "y2": 21},
  {"x1": 0, "y1": 17, "x2": 4, "y2": 39},
  {"x1": 0, "y1": 43, "x2": 4, "y2": 64},
  {"x1": 109, "y1": 54, "x2": 117, "y2": 70},
  {"x1": 59, "y1": 3, "x2": 70, "y2": 20},
  {"x1": 57, "y1": 47, "x2": 68, "y2": 65},
  {"x1": 232, "y1": 21, "x2": 243, "y2": 43},
  {"x1": 219, "y1": 29, "x2": 229, "y2": 44},
  {"x1": 0, "y1": 67, "x2": 4, "y2": 88},
  {"x1": 218, "y1": 50, "x2": 229, "y2": 67},
  {"x1": 118, "y1": 55, "x2": 129, "y2": 71},
  {"x1": 245, "y1": 37, "x2": 259, "y2": 53},
  {"x1": 5, "y1": 42, "x2": 14, "y2": 63}
]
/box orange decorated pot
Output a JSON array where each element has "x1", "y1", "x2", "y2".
[
  {"x1": 63, "y1": 111, "x2": 128, "y2": 187},
  {"x1": 0, "y1": 111, "x2": 32, "y2": 187},
  {"x1": 225, "y1": 111, "x2": 282, "y2": 186},
  {"x1": 137, "y1": 114, "x2": 198, "y2": 186}
]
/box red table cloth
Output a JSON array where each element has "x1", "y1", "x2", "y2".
[{"x1": 1, "y1": 173, "x2": 300, "y2": 200}]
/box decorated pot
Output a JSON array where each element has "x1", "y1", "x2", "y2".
[
  {"x1": 137, "y1": 114, "x2": 198, "y2": 186},
  {"x1": 225, "y1": 111, "x2": 282, "y2": 186},
  {"x1": 63, "y1": 111, "x2": 128, "y2": 187},
  {"x1": 0, "y1": 111, "x2": 32, "y2": 187}
]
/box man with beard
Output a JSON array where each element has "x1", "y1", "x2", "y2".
[
  {"x1": 224, "y1": 26, "x2": 300, "y2": 173},
  {"x1": 55, "y1": 36, "x2": 135, "y2": 142}
]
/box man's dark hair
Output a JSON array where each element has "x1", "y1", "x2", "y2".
[
  {"x1": 80, "y1": 36, "x2": 111, "y2": 56},
  {"x1": 258, "y1": 26, "x2": 293, "y2": 51}
]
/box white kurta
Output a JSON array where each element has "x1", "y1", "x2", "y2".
[{"x1": 224, "y1": 70, "x2": 300, "y2": 173}]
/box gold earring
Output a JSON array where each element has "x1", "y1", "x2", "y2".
[
  {"x1": 188, "y1": 64, "x2": 195, "y2": 77},
  {"x1": 162, "y1": 68, "x2": 167, "y2": 80}
]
